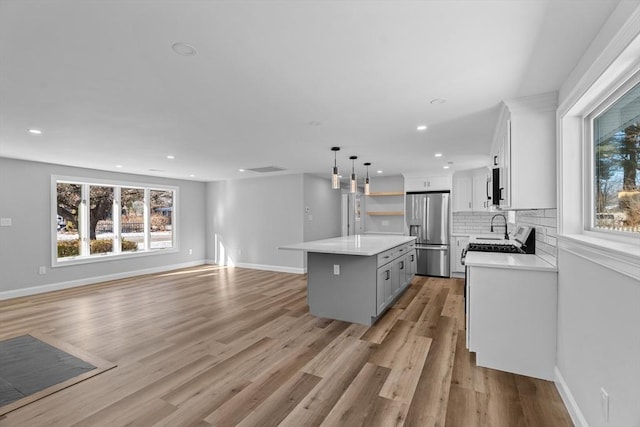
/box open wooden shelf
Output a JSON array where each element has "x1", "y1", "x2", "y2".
[
  {"x1": 367, "y1": 191, "x2": 404, "y2": 197},
  {"x1": 367, "y1": 211, "x2": 404, "y2": 216}
]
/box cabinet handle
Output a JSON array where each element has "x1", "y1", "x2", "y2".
[
  {"x1": 384, "y1": 255, "x2": 390, "y2": 259},
  {"x1": 486, "y1": 180, "x2": 491, "y2": 200},
  {"x1": 410, "y1": 255, "x2": 414, "y2": 262},
  {"x1": 468, "y1": 202, "x2": 471, "y2": 209},
  {"x1": 493, "y1": 155, "x2": 498, "y2": 166},
  {"x1": 385, "y1": 270, "x2": 390, "y2": 280},
  {"x1": 499, "y1": 187, "x2": 504, "y2": 201}
]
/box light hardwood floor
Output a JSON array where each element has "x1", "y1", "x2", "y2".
[{"x1": 0, "y1": 265, "x2": 573, "y2": 426}]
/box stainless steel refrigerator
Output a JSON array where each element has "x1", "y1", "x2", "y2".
[
  {"x1": 405, "y1": 191, "x2": 450, "y2": 277},
  {"x1": 341, "y1": 193, "x2": 364, "y2": 236}
]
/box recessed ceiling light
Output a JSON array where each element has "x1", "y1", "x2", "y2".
[
  {"x1": 377, "y1": 170, "x2": 383, "y2": 174},
  {"x1": 443, "y1": 165, "x2": 450, "y2": 169},
  {"x1": 238, "y1": 169, "x2": 245, "y2": 172},
  {"x1": 434, "y1": 153, "x2": 443, "y2": 158},
  {"x1": 416, "y1": 125, "x2": 428, "y2": 131},
  {"x1": 28, "y1": 129, "x2": 42, "y2": 134},
  {"x1": 167, "y1": 155, "x2": 175, "y2": 160},
  {"x1": 171, "y1": 42, "x2": 197, "y2": 56},
  {"x1": 430, "y1": 98, "x2": 447, "y2": 105},
  {"x1": 116, "y1": 165, "x2": 123, "y2": 168},
  {"x1": 189, "y1": 174, "x2": 195, "y2": 177}
]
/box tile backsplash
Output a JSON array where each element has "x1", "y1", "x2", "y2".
[{"x1": 452, "y1": 209, "x2": 557, "y2": 265}]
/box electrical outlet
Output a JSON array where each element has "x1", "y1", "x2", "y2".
[
  {"x1": 600, "y1": 387, "x2": 609, "y2": 422},
  {"x1": 333, "y1": 264, "x2": 340, "y2": 275},
  {"x1": 38, "y1": 266, "x2": 46, "y2": 275},
  {"x1": 188, "y1": 249, "x2": 193, "y2": 255},
  {"x1": 0, "y1": 218, "x2": 12, "y2": 227}
]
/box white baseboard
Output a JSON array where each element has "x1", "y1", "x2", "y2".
[
  {"x1": 234, "y1": 262, "x2": 306, "y2": 275},
  {"x1": 555, "y1": 366, "x2": 588, "y2": 427},
  {"x1": 206, "y1": 258, "x2": 305, "y2": 275},
  {"x1": 0, "y1": 260, "x2": 207, "y2": 300}
]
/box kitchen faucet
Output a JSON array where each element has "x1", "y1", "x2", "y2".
[{"x1": 490, "y1": 213, "x2": 509, "y2": 240}]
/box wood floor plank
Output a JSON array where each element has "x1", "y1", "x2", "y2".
[
  {"x1": 361, "y1": 307, "x2": 403, "y2": 344},
  {"x1": 320, "y1": 362, "x2": 391, "y2": 426},
  {"x1": 235, "y1": 371, "x2": 321, "y2": 427},
  {"x1": 404, "y1": 315, "x2": 458, "y2": 426},
  {"x1": 0, "y1": 266, "x2": 573, "y2": 427},
  {"x1": 279, "y1": 338, "x2": 375, "y2": 426}
]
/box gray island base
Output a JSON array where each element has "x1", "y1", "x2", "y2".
[{"x1": 280, "y1": 235, "x2": 417, "y2": 325}]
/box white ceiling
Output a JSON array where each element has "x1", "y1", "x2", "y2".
[{"x1": 0, "y1": 0, "x2": 620, "y2": 182}]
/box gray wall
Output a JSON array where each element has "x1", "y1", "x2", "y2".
[
  {"x1": 206, "y1": 174, "x2": 305, "y2": 272},
  {"x1": 0, "y1": 157, "x2": 206, "y2": 297},
  {"x1": 557, "y1": 249, "x2": 639, "y2": 426},
  {"x1": 302, "y1": 173, "x2": 341, "y2": 242}
]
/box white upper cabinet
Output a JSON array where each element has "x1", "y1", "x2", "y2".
[
  {"x1": 472, "y1": 168, "x2": 492, "y2": 211},
  {"x1": 453, "y1": 167, "x2": 490, "y2": 212},
  {"x1": 404, "y1": 175, "x2": 452, "y2": 192},
  {"x1": 452, "y1": 173, "x2": 473, "y2": 212},
  {"x1": 491, "y1": 92, "x2": 557, "y2": 210}
]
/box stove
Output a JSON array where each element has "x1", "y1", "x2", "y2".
[{"x1": 466, "y1": 242, "x2": 523, "y2": 253}]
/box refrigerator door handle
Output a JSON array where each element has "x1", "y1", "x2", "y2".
[{"x1": 425, "y1": 196, "x2": 430, "y2": 242}]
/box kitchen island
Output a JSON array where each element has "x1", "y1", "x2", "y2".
[{"x1": 280, "y1": 234, "x2": 416, "y2": 325}]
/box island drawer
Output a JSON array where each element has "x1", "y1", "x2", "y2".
[{"x1": 377, "y1": 249, "x2": 395, "y2": 266}]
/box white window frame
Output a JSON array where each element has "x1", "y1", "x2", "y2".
[
  {"x1": 51, "y1": 175, "x2": 179, "y2": 267},
  {"x1": 557, "y1": 19, "x2": 640, "y2": 279},
  {"x1": 583, "y1": 71, "x2": 640, "y2": 239}
]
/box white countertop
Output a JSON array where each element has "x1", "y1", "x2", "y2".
[
  {"x1": 465, "y1": 251, "x2": 557, "y2": 272},
  {"x1": 279, "y1": 234, "x2": 416, "y2": 256}
]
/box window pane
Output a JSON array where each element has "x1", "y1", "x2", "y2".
[
  {"x1": 594, "y1": 81, "x2": 640, "y2": 233},
  {"x1": 57, "y1": 183, "x2": 82, "y2": 258},
  {"x1": 150, "y1": 189, "x2": 173, "y2": 249},
  {"x1": 121, "y1": 188, "x2": 144, "y2": 252},
  {"x1": 89, "y1": 186, "x2": 114, "y2": 254}
]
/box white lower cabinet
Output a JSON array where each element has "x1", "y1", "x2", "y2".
[
  {"x1": 467, "y1": 265, "x2": 557, "y2": 380},
  {"x1": 452, "y1": 236, "x2": 469, "y2": 273}
]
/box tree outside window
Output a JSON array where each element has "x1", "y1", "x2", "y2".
[{"x1": 594, "y1": 81, "x2": 640, "y2": 233}]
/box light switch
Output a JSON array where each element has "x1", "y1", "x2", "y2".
[
  {"x1": 333, "y1": 264, "x2": 340, "y2": 275},
  {"x1": 0, "y1": 218, "x2": 12, "y2": 227}
]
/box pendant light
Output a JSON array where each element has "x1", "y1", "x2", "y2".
[
  {"x1": 363, "y1": 162, "x2": 371, "y2": 195},
  {"x1": 331, "y1": 147, "x2": 340, "y2": 189},
  {"x1": 349, "y1": 156, "x2": 358, "y2": 193}
]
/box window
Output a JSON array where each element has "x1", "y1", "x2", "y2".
[
  {"x1": 590, "y1": 77, "x2": 640, "y2": 235},
  {"x1": 54, "y1": 177, "x2": 177, "y2": 264}
]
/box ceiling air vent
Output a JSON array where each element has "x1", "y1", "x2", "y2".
[{"x1": 246, "y1": 166, "x2": 285, "y2": 173}]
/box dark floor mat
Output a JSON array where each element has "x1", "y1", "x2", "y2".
[
  {"x1": 0, "y1": 333, "x2": 115, "y2": 416},
  {"x1": 0, "y1": 335, "x2": 98, "y2": 408}
]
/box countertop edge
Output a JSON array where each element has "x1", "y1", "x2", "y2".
[
  {"x1": 279, "y1": 235, "x2": 416, "y2": 257},
  {"x1": 464, "y1": 252, "x2": 558, "y2": 272}
]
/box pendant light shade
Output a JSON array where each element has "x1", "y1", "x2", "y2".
[
  {"x1": 364, "y1": 162, "x2": 371, "y2": 195},
  {"x1": 349, "y1": 156, "x2": 358, "y2": 193},
  {"x1": 330, "y1": 147, "x2": 340, "y2": 189}
]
